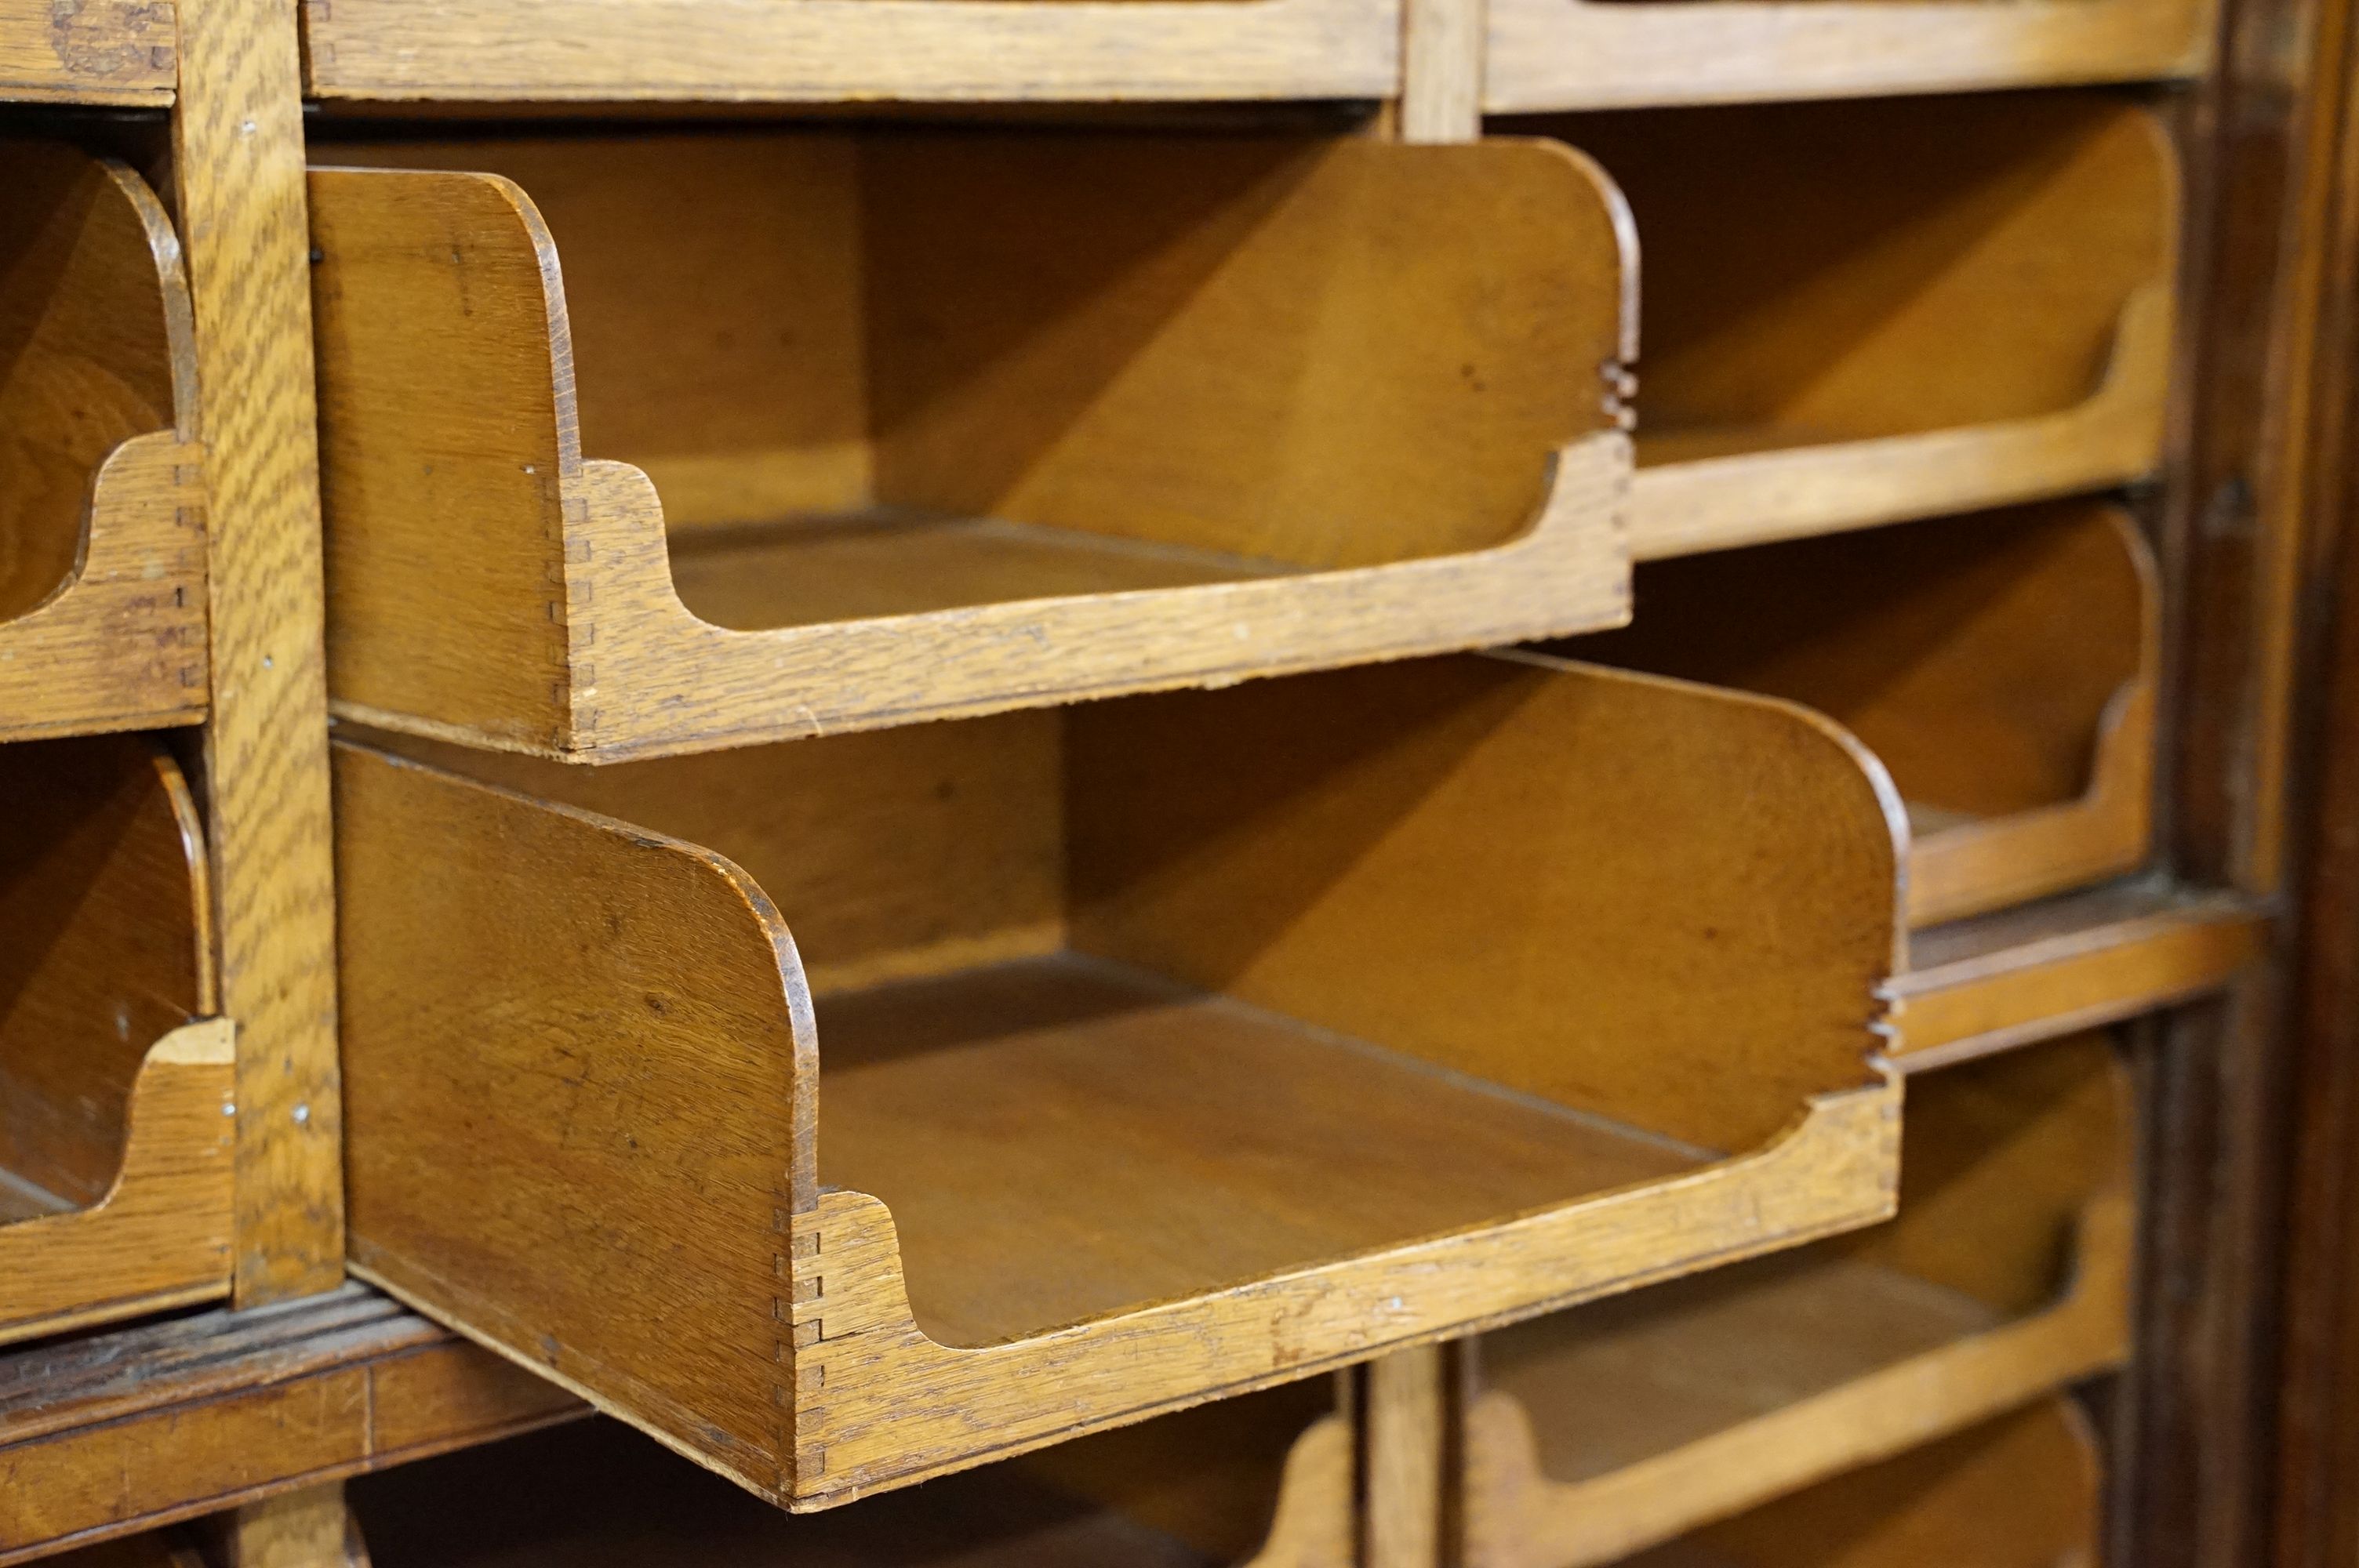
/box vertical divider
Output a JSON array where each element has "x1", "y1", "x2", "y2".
[
  {"x1": 1398, "y1": 0, "x2": 1485, "y2": 142},
  {"x1": 1363, "y1": 1347, "x2": 1449, "y2": 1567},
  {"x1": 169, "y1": 0, "x2": 347, "y2": 1309}
]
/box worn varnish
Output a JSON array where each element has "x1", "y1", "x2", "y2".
[
  {"x1": 305, "y1": 129, "x2": 1635, "y2": 762},
  {"x1": 299, "y1": 0, "x2": 1398, "y2": 103},
  {"x1": 0, "y1": 1287, "x2": 581, "y2": 1563},
  {"x1": 0, "y1": 735, "x2": 234, "y2": 1344},
  {"x1": 1555, "y1": 501, "x2": 2158, "y2": 927},
  {"x1": 0, "y1": 140, "x2": 208, "y2": 742},
  {"x1": 1485, "y1": 0, "x2": 2209, "y2": 110},
  {"x1": 1515, "y1": 96, "x2": 2176, "y2": 556},
  {"x1": 333, "y1": 649, "x2": 1903, "y2": 1509},
  {"x1": 1598, "y1": 1399, "x2": 2102, "y2": 1567},
  {"x1": 1461, "y1": 1033, "x2": 2130, "y2": 1566},
  {"x1": 0, "y1": 3, "x2": 176, "y2": 105},
  {"x1": 348, "y1": 1383, "x2": 1348, "y2": 1566}
]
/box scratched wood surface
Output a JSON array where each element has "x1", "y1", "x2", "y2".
[
  {"x1": 1463, "y1": 1033, "x2": 2131, "y2": 1566},
  {"x1": 1485, "y1": 0, "x2": 2209, "y2": 109},
  {"x1": 1558, "y1": 502, "x2": 2158, "y2": 927},
  {"x1": 0, "y1": 736, "x2": 233, "y2": 1342},
  {"x1": 1516, "y1": 96, "x2": 2176, "y2": 556},
  {"x1": 0, "y1": 141, "x2": 207, "y2": 741},
  {"x1": 332, "y1": 648, "x2": 1903, "y2": 1509},
  {"x1": 173, "y1": 0, "x2": 346, "y2": 1305},
  {"x1": 349, "y1": 1381, "x2": 1348, "y2": 1566},
  {"x1": 0, "y1": 2, "x2": 176, "y2": 104},
  {"x1": 0, "y1": 1287, "x2": 581, "y2": 1564},
  {"x1": 299, "y1": 0, "x2": 1398, "y2": 102},
  {"x1": 305, "y1": 129, "x2": 1634, "y2": 760}
]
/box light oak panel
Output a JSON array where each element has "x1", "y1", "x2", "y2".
[
  {"x1": 334, "y1": 649, "x2": 1903, "y2": 1509},
  {"x1": 306, "y1": 130, "x2": 1634, "y2": 761},
  {"x1": 1519, "y1": 96, "x2": 2175, "y2": 554},
  {"x1": 351, "y1": 1382, "x2": 1348, "y2": 1566},
  {"x1": 0, "y1": 141, "x2": 207, "y2": 742},
  {"x1": 1486, "y1": 0, "x2": 2208, "y2": 110},
  {"x1": 0, "y1": 736, "x2": 232, "y2": 1343},
  {"x1": 299, "y1": 0, "x2": 1397, "y2": 103},
  {"x1": 1556, "y1": 501, "x2": 2157, "y2": 927},
  {"x1": 0, "y1": 4, "x2": 174, "y2": 105},
  {"x1": 1464, "y1": 1034, "x2": 2129, "y2": 1566}
]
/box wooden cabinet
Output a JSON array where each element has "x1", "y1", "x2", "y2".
[{"x1": 0, "y1": 141, "x2": 207, "y2": 742}]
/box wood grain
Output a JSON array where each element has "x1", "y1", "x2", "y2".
[
  {"x1": 0, "y1": 143, "x2": 207, "y2": 741},
  {"x1": 0, "y1": 1287, "x2": 581, "y2": 1564},
  {"x1": 1485, "y1": 0, "x2": 2209, "y2": 109},
  {"x1": 1463, "y1": 1034, "x2": 2132, "y2": 1566},
  {"x1": 1894, "y1": 882, "x2": 2268, "y2": 1070},
  {"x1": 299, "y1": 0, "x2": 1398, "y2": 102},
  {"x1": 173, "y1": 0, "x2": 345, "y2": 1303},
  {"x1": 0, "y1": 2, "x2": 176, "y2": 104},
  {"x1": 305, "y1": 132, "x2": 1635, "y2": 760},
  {"x1": 1365, "y1": 1348, "x2": 1447, "y2": 1568},
  {"x1": 333, "y1": 648, "x2": 1902, "y2": 1510},
  {"x1": 1523, "y1": 96, "x2": 2177, "y2": 554},
  {"x1": 1612, "y1": 1399, "x2": 2102, "y2": 1568},
  {"x1": 1560, "y1": 502, "x2": 2158, "y2": 928}
]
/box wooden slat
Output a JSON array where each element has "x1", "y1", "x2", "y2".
[
  {"x1": 1893, "y1": 882, "x2": 2269, "y2": 1070},
  {"x1": 0, "y1": 3, "x2": 176, "y2": 105},
  {"x1": 0, "y1": 1287, "x2": 582, "y2": 1564},
  {"x1": 172, "y1": 0, "x2": 346, "y2": 1303}
]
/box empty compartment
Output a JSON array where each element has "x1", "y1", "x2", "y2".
[
  {"x1": 0, "y1": 734, "x2": 233, "y2": 1344},
  {"x1": 307, "y1": 129, "x2": 1636, "y2": 764},
  {"x1": 299, "y1": 0, "x2": 1398, "y2": 105},
  {"x1": 1463, "y1": 1032, "x2": 2129, "y2": 1567},
  {"x1": 1594, "y1": 1399, "x2": 2102, "y2": 1568},
  {"x1": 1486, "y1": 0, "x2": 2209, "y2": 111},
  {"x1": 335, "y1": 649, "x2": 1906, "y2": 1509},
  {"x1": 1555, "y1": 500, "x2": 2158, "y2": 926},
  {"x1": 351, "y1": 1381, "x2": 1349, "y2": 1567},
  {"x1": 0, "y1": 7, "x2": 176, "y2": 107},
  {"x1": 1513, "y1": 95, "x2": 2175, "y2": 557},
  {"x1": 1, "y1": 141, "x2": 209, "y2": 742}
]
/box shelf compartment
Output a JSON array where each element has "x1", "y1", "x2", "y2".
[
  {"x1": 1463, "y1": 1032, "x2": 2128, "y2": 1568},
  {"x1": 1601, "y1": 1399, "x2": 2100, "y2": 1568},
  {"x1": 1486, "y1": 0, "x2": 2208, "y2": 111},
  {"x1": 1558, "y1": 499, "x2": 2157, "y2": 927},
  {"x1": 306, "y1": 129, "x2": 1636, "y2": 764},
  {"x1": 0, "y1": 8, "x2": 174, "y2": 107},
  {"x1": 1895, "y1": 879, "x2": 2266, "y2": 1070},
  {"x1": 334, "y1": 649, "x2": 1905, "y2": 1508},
  {"x1": 2, "y1": 141, "x2": 209, "y2": 742},
  {"x1": 0, "y1": 735, "x2": 231, "y2": 1345},
  {"x1": 1515, "y1": 96, "x2": 2175, "y2": 556},
  {"x1": 351, "y1": 1381, "x2": 1349, "y2": 1567},
  {"x1": 299, "y1": 0, "x2": 1398, "y2": 103}
]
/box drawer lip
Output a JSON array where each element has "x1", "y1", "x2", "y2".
[
  {"x1": 299, "y1": 0, "x2": 1401, "y2": 103},
  {"x1": 0, "y1": 144, "x2": 210, "y2": 742}
]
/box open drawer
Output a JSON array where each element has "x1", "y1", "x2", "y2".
[
  {"x1": 1463, "y1": 1031, "x2": 2130, "y2": 1567},
  {"x1": 307, "y1": 129, "x2": 1635, "y2": 764},
  {"x1": 0, "y1": 735, "x2": 233, "y2": 1345},
  {"x1": 1555, "y1": 499, "x2": 2158, "y2": 927},
  {"x1": 1486, "y1": 0, "x2": 2208, "y2": 111},
  {"x1": 335, "y1": 648, "x2": 1904, "y2": 1508},
  {"x1": 1512, "y1": 96, "x2": 2175, "y2": 557},
  {"x1": 351, "y1": 1381, "x2": 1350, "y2": 1566},
  {"x1": 2, "y1": 142, "x2": 209, "y2": 742},
  {"x1": 299, "y1": 0, "x2": 1398, "y2": 104},
  {"x1": 1584, "y1": 1399, "x2": 2102, "y2": 1568}
]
